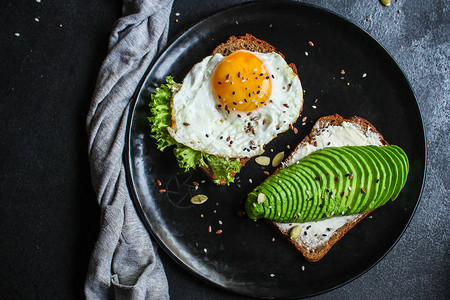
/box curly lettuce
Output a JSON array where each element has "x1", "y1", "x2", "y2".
[{"x1": 148, "y1": 76, "x2": 241, "y2": 185}]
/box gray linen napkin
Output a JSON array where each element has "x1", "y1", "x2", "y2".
[{"x1": 85, "y1": 0, "x2": 174, "y2": 298}]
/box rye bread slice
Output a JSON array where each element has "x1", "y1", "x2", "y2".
[
  {"x1": 270, "y1": 114, "x2": 388, "y2": 262},
  {"x1": 200, "y1": 34, "x2": 301, "y2": 185}
]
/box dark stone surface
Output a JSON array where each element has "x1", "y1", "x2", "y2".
[{"x1": 0, "y1": 0, "x2": 448, "y2": 299}]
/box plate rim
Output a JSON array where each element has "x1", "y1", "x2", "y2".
[{"x1": 124, "y1": 1, "x2": 427, "y2": 298}]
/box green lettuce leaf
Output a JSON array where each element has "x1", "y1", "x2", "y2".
[{"x1": 148, "y1": 76, "x2": 240, "y2": 185}]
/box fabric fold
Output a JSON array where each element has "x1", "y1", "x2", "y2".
[{"x1": 85, "y1": 0, "x2": 174, "y2": 299}]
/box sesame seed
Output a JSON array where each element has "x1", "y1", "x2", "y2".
[
  {"x1": 305, "y1": 51, "x2": 309, "y2": 56},
  {"x1": 249, "y1": 179, "x2": 253, "y2": 183},
  {"x1": 312, "y1": 105, "x2": 317, "y2": 109},
  {"x1": 204, "y1": 248, "x2": 208, "y2": 254},
  {"x1": 270, "y1": 274, "x2": 275, "y2": 277},
  {"x1": 34, "y1": 17, "x2": 40, "y2": 22},
  {"x1": 14, "y1": 33, "x2": 20, "y2": 37},
  {"x1": 362, "y1": 73, "x2": 367, "y2": 78},
  {"x1": 183, "y1": 122, "x2": 190, "y2": 126}
]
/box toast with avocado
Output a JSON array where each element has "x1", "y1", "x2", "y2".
[{"x1": 246, "y1": 114, "x2": 409, "y2": 261}]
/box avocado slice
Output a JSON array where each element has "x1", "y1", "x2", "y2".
[{"x1": 246, "y1": 145, "x2": 409, "y2": 223}]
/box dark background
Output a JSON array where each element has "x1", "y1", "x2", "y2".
[{"x1": 0, "y1": 0, "x2": 448, "y2": 299}]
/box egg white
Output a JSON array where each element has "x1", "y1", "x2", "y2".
[{"x1": 167, "y1": 51, "x2": 303, "y2": 158}]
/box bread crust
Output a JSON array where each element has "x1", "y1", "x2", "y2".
[
  {"x1": 269, "y1": 114, "x2": 388, "y2": 261},
  {"x1": 200, "y1": 34, "x2": 301, "y2": 184}
]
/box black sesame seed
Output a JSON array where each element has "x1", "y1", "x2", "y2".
[
  {"x1": 220, "y1": 136, "x2": 223, "y2": 139},
  {"x1": 217, "y1": 104, "x2": 222, "y2": 108},
  {"x1": 244, "y1": 99, "x2": 247, "y2": 102},
  {"x1": 266, "y1": 76, "x2": 269, "y2": 79},
  {"x1": 260, "y1": 101, "x2": 264, "y2": 104},
  {"x1": 237, "y1": 114, "x2": 241, "y2": 118},
  {"x1": 248, "y1": 93, "x2": 251, "y2": 97},
  {"x1": 218, "y1": 82, "x2": 221, "y2": 84},
  {"x1": 271, "y1": 75, "x2": 275, "y2": 78},
  {"x1": 304, "y1": 232, "x2": 307, "y2": 236},
  {"x1": 322, "y1": 234, "x2": 327, "y2": 237},
  {"x1": 230, "y1": 141, "x2": 233, "y2": 145},
  {"x1": 376, "y1": 179, "x2": 380, "y2": 183},
  {"x1": 233, "y1": 102, "x2": 237, "y2": 105},
  {"x1": 205, "y1": 134, "x2": 209, "y2": 138},
  {"x1": 218, "y1": 95, "x2": 221, "y2": 99},
  {"x1": 257, "y1": 90, "x2": 260, "y2": 94},
  {"x1": 232, "y1": 91, "x2": 236, "y2": 95},
  {"x1": 326, "y1": 228, "x2": 331, "y2": 231},
  {"x1": 259, "y1": 73, "x2": 263, "y2": 76},
  {"x1": 307, "y1": 225, "x2": 311, "y2": 230}
]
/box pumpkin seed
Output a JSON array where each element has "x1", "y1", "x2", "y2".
[
  {"x1": 272, "y1": 152, "x2": 285, "y2": 167},
  {"x1": 289, "y1": 225, "x2": 302, "y2": 240},
  {"x1": 255, "y1": 156, "x2": 270, "y2": 166},
  {"x1": 257, "y1": 193, "x2": 266, "y2": 204},
  {"x1": 190, "y1": 194, "x2": 208, "y2": 205}
]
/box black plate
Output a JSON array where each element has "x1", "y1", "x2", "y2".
[{"x1": 125, "y1": 2, "x2": 426, "y2": 299}]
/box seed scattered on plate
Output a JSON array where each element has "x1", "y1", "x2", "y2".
[
  {"x1": 190, "y1": 194, "x2": 208, "y2": 204},
  {"x1": 304, "y1": 51, "x2": 309, "y2": 56},
  {"x1": 255, "y1": 156, "x2": 270, "y2": 166},
  {"x1": 272, "y1": 152, "x2": 285, "y2": 167},
  {"x1": 270, "y1": 273, "x2": 275, "y2": 277}
]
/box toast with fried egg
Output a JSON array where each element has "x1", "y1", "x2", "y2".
[{"x1": 149, "y1": 34, "x2": 303, "y2": 185}]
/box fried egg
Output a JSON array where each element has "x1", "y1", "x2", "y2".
[{"x1": 167, "y1": 50, "x2": 303, "y2": 158}]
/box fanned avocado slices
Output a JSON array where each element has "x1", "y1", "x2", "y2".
[{"x1": 245, "y1": 145, "x2": 409, "y2": 223}]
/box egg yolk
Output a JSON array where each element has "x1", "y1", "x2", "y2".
[{"x1": 212, "y1": 51, "x2": 271, "y2": 112}]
